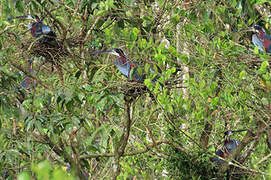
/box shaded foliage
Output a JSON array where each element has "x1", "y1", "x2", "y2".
[{"x1": 0, "y1": 0, "x2": 271, "y2": 179}]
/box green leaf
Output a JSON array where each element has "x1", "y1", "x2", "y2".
[
  {"x1": 144, "y1": 78, "x2": 152, "y2": 90},
  {"x1": 15, "y1": 1, "x2": 24, "y2": 13},
  {"x1": 91, "y1": 3, "x2": 99, "y2": 9},
  {"x1": 255, "y1": 0, "x2": 269, "y2": 5},
  {"x1": 144, "y1": 64, "x2": 150, "y2": 74},
  {"x1": 132, "y1": 27, "x2": 139, "y2": 41},
  {"x1": 105, "y1": 0, "x2": 115, "y2": 9},
  {"x1": 126, "y1": 11, "x2": 132, "y2": 17},
  {"x1": 52, "y1": 168, "x2": 72, "y2": 180},
  {"x1": 18, "y1": 172, "x2": 31, "y2": 180},
  {"x1": 32, "y1": 161, "x2": 52, "y2": 180},
  {"x1": 138, "y1": 38, "x2": 147, "y2": 49},
  {"x1": 260, "y1": 61, "x2": 269, "y2": 73},
  {"x1": 254, "y1": 46, "x2": 259, "y2": 54},
  {"x1": 199, "y1": 79, "x2": 206, "y2": 89},
  {"x1": 231, "y1": 0, "x2": 237, "y2": 7},
  {"x1": 239, "y1": 70, "x2": 246, "y2": 79},
  {"x1": 78, "y1": 93, "x2": 85, "y2": 101},
  {"x1": 171, "y1": 14, "x2": 180, "y2": 24}
]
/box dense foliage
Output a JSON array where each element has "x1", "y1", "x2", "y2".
[{"x1": 0, "y1": 0, "x2": 271, "y2": 179}]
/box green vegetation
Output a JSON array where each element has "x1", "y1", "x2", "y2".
[{"x1": 0, "y1": 0, "x2": 271, "y2": 179}]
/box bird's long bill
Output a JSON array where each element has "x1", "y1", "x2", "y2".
[
  {"x1": 234, "y1": 27, "x2": 255, "y2": 33},
  {"x1": 224, "y1": 129, "x2": 248, "y2": 137},
  {"x1": 6, "y1": 15, "x2": 34, "y2": 21},
  {"x1": 232, "y1": 129, "x2": 248, "y2": 133}
]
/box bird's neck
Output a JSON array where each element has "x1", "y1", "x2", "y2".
[
  {"x1": 120, "y1": 56, "x2": 128, "y2": 64},
  {"x1": 258, "y1": 30, "x2": 265, "y2": 40},
  {"x1": 30, "y1": 23, "x2": 38, "y2": 36},
  {"x1": 30, "y1": 22, "x2": 42, "y2": 36},
  {"x1": 224, "y1": 137, "x2": 231, "y2": 144}
]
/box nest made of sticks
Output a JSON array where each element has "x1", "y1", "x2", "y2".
[
  {"x1": 118, "y1": 81, "x2": 156, "y2": 102},
  {"x1": 22, "y1": 38, "x2": 70, "y2": 65}
]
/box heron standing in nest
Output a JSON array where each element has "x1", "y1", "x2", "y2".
[
  {"x1": 90, "y1": 48, "x2": 162, "y2": 100},
  {"x1": 7, "y1": 14, "x2": 66, "y2": 84}
]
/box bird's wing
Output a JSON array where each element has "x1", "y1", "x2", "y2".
[
  {"x1": 27, "y1": 23, "x2": 34, "y2": 30},
  {"x1": 225, "y1": 139, "x2": 239, "y2": 153},
  {"x1": 20, "y1": 77, "x2": 32, "y2": 89},
  {"x1": 115, "y1": 59, "x2": 130, "y2": 78},
  {"x1": 128, "y1": 60, "x2": 145, "y2": 82},
  {"x1": 41, "y1": 24, "x2": 52, "y2": 34},
  {"x1": 252, "y1": 34, "x2": 264, "y2": 52}
]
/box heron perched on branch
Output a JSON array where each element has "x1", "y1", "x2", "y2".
[
  {"x1": 90, "y1": 48, "x2": 162, "y2": 100},
  {"x1": 238, "y1": 25, "x2": 271, "y2": 53},
  {"x1": 7, "y1": 14, "x2": 66, "y2": 83},
  {"x1": 90, "y1": 48, "x2": 161, "y2": 84}
]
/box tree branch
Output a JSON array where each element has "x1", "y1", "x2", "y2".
[
  {"x1": 112, "y1": 99, "x2": 132, "y2": 179},
  {"x1": 79, "y1": 140, "x2": 170, "y2": 159}
]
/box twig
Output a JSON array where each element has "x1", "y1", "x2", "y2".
[
  {"x1": 79, "y1": 140, "x2": 169, "y2": 159},
  {"x1": 256, "y1": 153, "x2": 271, "y2": 165},
  {"x1": 100, "y1": 17, "x2": 116, "y2": 31},
  {"x1": 0, "y1": 25, "x2": 16, "y2": 36},
  {"x1": 66, "y1": 0, "x2": 81, "y2": 33},
  {"x1": 69, "y1": 126, "x2": 85, "y2": 179},
  {"x1": 82, "y1": 16, "x2": 102, "y2": 46}
]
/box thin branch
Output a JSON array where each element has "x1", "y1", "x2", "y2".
[
  {"x1": 112, "y1": 99, "x2": 133, "y2": 179},
  {"x1": 69, "y1": 126, "x2": 85, "y2": 179},
  {"x1": 256, "y1": 153, "x2": 271, "y2": 165},
  {"x1": 79, "y1": 140, "x2": 169, "y2": 159},
  {"x1": 82, "y1": 16, "x2": 102, "y2": 46},
  {"x1": 0, "y1": 25, "x2": 16, "y2": 36}
]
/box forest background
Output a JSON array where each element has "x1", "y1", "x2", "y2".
[{"x1": 0, "y1": 0, "x2": 271, "y2": 179}]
